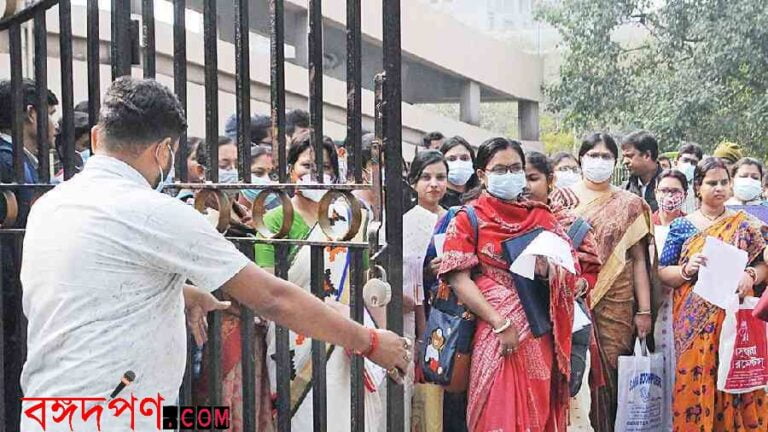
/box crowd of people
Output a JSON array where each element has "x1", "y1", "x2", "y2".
[{"x1": 2, "y1": 76, "x2": 768, "y2": 432}]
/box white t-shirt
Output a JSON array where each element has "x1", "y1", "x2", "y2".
[{"x1": 20, "y1": 155, "x2": 249, "y2": 431}]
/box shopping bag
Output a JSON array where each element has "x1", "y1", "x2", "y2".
[
  {"x1": 717, "y1": 296, "x2": 768, "y2": 393},
  {"x1": 614, "y1": 338, "x2": 664, "y2": 432}
]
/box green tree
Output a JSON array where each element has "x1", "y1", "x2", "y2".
[{"x1": 538, "y1": 0, "x2": 768, "y2": 155}]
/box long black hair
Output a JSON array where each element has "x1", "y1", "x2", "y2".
[
  {"x1": 525, "y1": 151, "x2": 553, "y2": 178},
  {"x1": 287, "y1": 131, "x2": 340, "y2": 181},
  {"x1": 407, "y1": 150, "x2": 448, "y2": 185},
  {"x1": 440, "y1": 135, "x2": 479, "y2": 190},
  {"x1": 577, "y1": 132, "x2": 618, "y2": 164},
  {"x1": 693, "y1": 157, "x2": 730, "y2": 198},
  {"x1": 464, "y1": 137, "x2": 525, "y2": 201}
]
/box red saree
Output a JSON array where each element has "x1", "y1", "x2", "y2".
[{"x1": 439, "y1": 192, "x2": 577, "y2": 432}]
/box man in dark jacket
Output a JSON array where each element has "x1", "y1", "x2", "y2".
[{"x1": 621, "y1": 130, "x2": 662, "y2": 211}]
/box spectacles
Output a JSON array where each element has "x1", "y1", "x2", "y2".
[
  {"x1": 556, "y1": 166, "x2": 581, "y2": 174},
  {"x1": 583, "y1": 153, "x2": 614, "y2": 161},
  {"x1": 657, "y1": 188, "x2": 683, "y2": 195},
  {"x1": 486, "y1": 164, "x2": 523, "y2": 175}
]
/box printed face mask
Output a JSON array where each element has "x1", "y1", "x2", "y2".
[
  {"x1": 659, "y1": 192, "x2": 684, "y2": 212},
  {"x1": 486, "y1": 171, "x2": 526, "y2": 201}
]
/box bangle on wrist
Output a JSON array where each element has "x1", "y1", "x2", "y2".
[
  {"x1": 745, "y1": 267, "x2": 757, "y2": 282},
  {"x1": 679, "y1": 265, "x2": 692, "y2": 281},
  {"x1": 635, "y1": 310, "x2": 652, "y2": 316},
  {"x1": 492, "y1": 318, "x2": 512, "y2": 334}
]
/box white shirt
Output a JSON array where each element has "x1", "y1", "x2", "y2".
[{"x1": 20, "y1": 155, "x2": 249, "y2": 431}]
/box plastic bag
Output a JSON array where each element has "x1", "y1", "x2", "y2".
[
  {"x1": 717, "y1": 296, "x2": 768, "y2": 393},
  {"x1": 614, "y1": 338, "x2": 664, "y2": 432}
]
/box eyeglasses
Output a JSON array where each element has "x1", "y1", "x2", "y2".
[
  {"x1": 556, "y1": 166, "x2": 581, "y2": 174},
  {"x1": 486, "y1": 164, "x2": 523, "y2": 175},
  {"x1": 446, "y1": 154, "x2": 471, "y2": 162},
  {"x1": 657, "y1": 188, "x2": 684, "y2": 195},
  {"x1": 583, "y1": 153, "x2": 615, "y2": 161}
]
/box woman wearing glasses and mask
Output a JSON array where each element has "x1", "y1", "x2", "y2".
[
  {"x1": 439, "y1": 138, "x2": 577, "y2": 432},
  {"x1": 551, "y1": 133, "x2": 654, "y2": 432},
  {"x1": 254, "y1": 131, "x2": 383, "y2": 432},
  {"x1": 439, "y1": 136, "x2": 478, "y2": 208}
]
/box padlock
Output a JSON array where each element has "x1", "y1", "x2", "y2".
[{"x1": 363, "y1": 265, "x2": 392, "y2": 308}]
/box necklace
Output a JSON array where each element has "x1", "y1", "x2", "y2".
[{"x1": 701, "y1": 207, "x2": 727, "y2": 221}]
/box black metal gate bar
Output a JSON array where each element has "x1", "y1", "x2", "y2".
[
  {"x1": 58, "y1": 0, "x2": 75, "y2": 180},
  {"x1": 234, "y1": 0, "x2": 251, "y2": 182},
  {"x1": 310, "y1": 246, "x2": 328, "y2": 432},
  {"x1": 202, "y1": 0, "x2": 218, "y2": 183},
  {"x1": 383, "y1": 0, "x2": 404, "y2": 430},
  {"x1": 172, "y1": 0, "x2": 188, "y2": 182},
  {"x1": 86, "y1": 0, "x2": 100, "y2": 129},
  {"x1": 238, "y1": 243, "x2": 258, "y2": 432},
  {"x1": 345, "y1": 0, "x2": 365, "y2": 430},
  {"x1": 9, "y1": 23, "x2": 25, "y2": 183},
  {"x1": 141, "y1": 0, "x2": 156, "y2": 79},
  {"x1": 110, "y1": 0, "x2": 131, "y2": 79},
  {"x1": 33, "y1": 11, "x2": 50, "y2": 183}
]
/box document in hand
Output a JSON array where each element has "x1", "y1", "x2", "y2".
[
  {"x1": 693, "y1": 236, "x2": 747, "y2": 309},
  {"x1": 508, "y1": 230, "x2": 576, "y2": 280},
  {"x1": 403, "y1": 205, "x2": 439, "y2": 262}
]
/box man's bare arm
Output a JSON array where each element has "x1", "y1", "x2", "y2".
[{"x1": 221, "y1": 263, "x2": 409, "y2": 371}]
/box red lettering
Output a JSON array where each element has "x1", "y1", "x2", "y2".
[
  {"x1": 214, "y1": 407, "x2": 231, "y2": 428},
  {"x1": 180, "y1": 407, "x2": 196, "y2": 428},
  {"x1": 197, "y1": 407, "x2": 212, "y2": 428}
]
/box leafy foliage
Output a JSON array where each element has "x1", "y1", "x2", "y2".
[{"x1": 538, "y1": 0, "x2": 768, "y2": 155}]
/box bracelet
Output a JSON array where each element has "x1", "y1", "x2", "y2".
[
  {"x1": 635, "y1": 310, "x2": 652, "y2": 316},
  {"x1": 679, "y1": 265, "x2": 692, "y2": 281},
  {"x1": 492, "y1": 318, "x2": 512, "y2": 334},
  {"x1": 356, "y1": 328, "x2": 379, "y2": 358},
  {"x1": 745, "y1": 267, "x2": 757, "y2": 282}
]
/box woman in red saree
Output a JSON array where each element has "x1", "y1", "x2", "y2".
[{"x1": 439, "y1": 138, "x2": 576, "y2": 431}]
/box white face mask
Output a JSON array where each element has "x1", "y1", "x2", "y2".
[
  {"x1": 555, "y1": 170, "x2": 581, "y2": 189},
  {"x1": 581, "y1": 157, "x2": 614, "y2": 183},
  {"x1": 218, "y1": 168, "x2": 239, "y2": 184},
  {"x1": 299, "y1": 173, "x2": 334, "y2": 202},
  {"x1": 447, "y1": 160, "x2": 474, "y2": 186},
  {"x1": 486, "y1": 171, "x2": 526, "y2": 201},
  {"x1": 155, "y1": 142, "x2": 175, "y2": 192},
  {"x1": 678, "y1": 162, "x2": 695, "y2": 183},
  {"x1": 733, "y1": 177, "x2": 762, "y2": 202}
]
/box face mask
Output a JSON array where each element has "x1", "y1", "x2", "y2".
[
  {"x1": 733, "y1": 177, "x2": 763, "y2": 202},
  {"x1": 155, "y1": 142, "x2": 175, "y2": 192},
  {"x1": 582, "y1": 157, "x2": 614, "y2": 183},
  {"x1": 659, "y1": 192, "x2": 684, "y2": 212},
  {"x1": 218, "y1": 168, "x2": 238, "y2": 184},
  {"x1": 447, "y1": 160, "x2": 474, "y2": 186},
  {"x1": 299, "y1": 173, "x2": 334, "y2": 202},
  {"x1": 678, "y1": 162, "x2": 695, "y2": 183},
  {"x1": 555, "y1": 170, "x2": 581, "y2": 189},
  {"x1": 79, "y1": 149, "x2": 91, "y2": 164},
  {"x1": 486, "y1": 172, "x2": 526, "y2": 201},
  {"x1": 242, "y1": 175, "x2": 274, "y2": 202}
]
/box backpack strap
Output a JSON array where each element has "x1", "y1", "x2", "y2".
[
  {"x1": 567, "y1": 217, "x2": 592, "y2": 250},
  {"x1": 463, "y1": 205, "x2": 479, "y2": 245}
]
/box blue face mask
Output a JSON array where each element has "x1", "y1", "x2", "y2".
[
  {"x1": 218, "y1": 168, "x2": 239, "y2": 184},
  {"x1": 155, "y1": 143, "x2": 175, "y2": 192},
  {"x1": 486, "y1": 171, "x2": 526, "y2": 201},
  {"x1": 242, "y1": 175, "x2": 274, "y2": 202},
  {"x1": 79, "y1": 149, "x2": 91, "y2": 164}
]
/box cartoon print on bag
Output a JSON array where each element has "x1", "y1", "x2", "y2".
[{"x1": 425, "y1": 328, "x2": 445, "y2": 374}]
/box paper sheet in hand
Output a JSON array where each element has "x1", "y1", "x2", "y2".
[
  {"x1": 573, "y1": 301, "x2": 591, "y2": 332},
  {"x1": 433, "y1": 233, "x2": 446, "y2": 257},
  {"x1": 693, "y1": 236, "x2": 747, "y2": 309},
  {"x1": 403, "y1": 206, "x2": 438, "y2": 261},
  {"x1": 508, "y1": 230, "x2": 576, "y2": 280}
]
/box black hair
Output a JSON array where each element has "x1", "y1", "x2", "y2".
[
  {"x1": 422, "y1": 131, "x2": 444, "y2": 148},
  {"x1": 407, "y1": 150, "x2": 448, "y2": 185},
  {"x1": 360, "y1": 132, "x2": 375, "y2": 167},
  {"x1": 731, "y1": 157, "x2": 764, "y2": 180},
  {"x1": 97, "y1": 77, "x2": 186, "y2": 153},
  {"x1": 578, "y1": 133, "x2": 619, "y2": 163},
  {"x1": 463, "y1": 137, "x2": 525, "y2": 201},
  {"x1": 186, "y1": 136, "x2": 208, "y2": 167},
  {"x1": 74, "y1": 100, "x2": 90, "y2": 113},
  {"x1": 439, "y1": 136, "x2": 476, "y2": 162},
  {"x1": 621, "y1": 130, "x2": 659, "y2": 161},
  {"x1": 551, "y1": 151, "x2": 579, "y2": 168},
  {"x1": 0, "y1": 79, "x2": 59, "y2": 130},
  {"x1": 286, "y1": 109, "x2": 310, "y2": 137},
  {"x1": 218, "y1": 135, "x2": 234, "y2": 147},
  {"x1": 658, "y1": 155, "x2": 671, "y2": 165},
  {"x1": 525, "y1": 151, "x2": 553, "y2": 178},
  {"x1": 73, "y1": 111, "x2": 91, "y2": 141},
  {"x1": 287, "y1": 131, "x2": 340, "y2": 181},
  {"x1": 693, "y1": 157, "x2": 730, "y2": 198},
  {"x1": 678, "y1": 142, "x2": 703, "y2": 161},
  {"x1": 250, "y1": 115, "x2": 272, "y2": 145},
  {"x1": 657, "y1": 169, "x2": 688, "y2": 193},
  {"x1": 250, "y1": 144, "x2": 272, "y2": 165}
]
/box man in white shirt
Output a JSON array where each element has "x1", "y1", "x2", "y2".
[{"x1": 20, "y1": 77, "x2": 409, "y2": 431}]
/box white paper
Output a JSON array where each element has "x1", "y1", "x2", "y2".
[
  {"x1": 433, "y1": 233, "x2": 446, "y2": 257},
  {"x1": 508, "y1": 230, "x2": 576, "y2": 280},
  {"x1": 693, "y1": 236, "x2": 747, "y2": 309},
  {"x1": 402, "y1": 205, "x2": 439, "y2": 262},
  {"x1": 654, "y1": 225, "x2": 670, "y2": 263}
]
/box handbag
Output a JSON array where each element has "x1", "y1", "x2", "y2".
[{"x1": 420, "y1": 205, "x2": 478, "y2": 392}]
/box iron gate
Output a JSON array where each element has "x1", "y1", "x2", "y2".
[{"x1": 0, "y1": 0, "x2": 405, "y2": 430}]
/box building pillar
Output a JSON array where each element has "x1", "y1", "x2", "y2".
[
  {"x1": 518, "y1": 100, "x2": 539, "y2": 141},
  {"x1": 460, "y1": 80, "x2": 481, "y2": 126},
  {"x1": 293, "y1": 11, "x2": 308, "y2": 67}
]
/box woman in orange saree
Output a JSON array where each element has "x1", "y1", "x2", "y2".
[
  {"x1": 551, "y1": 133, "x2": 654, "y2": 432},
  {"x1": 439, "y1": 138, "x2": 576, "y2": 431},
  {"x1": 659, "y1": 158, "x2": 768, "y2": 431}
]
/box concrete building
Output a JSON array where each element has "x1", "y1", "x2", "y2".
[{"x1": 1, "y1": 0, "x2": 545, "y2": 159}]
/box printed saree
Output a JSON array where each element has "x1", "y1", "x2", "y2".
[
  {"x1": 551, "y1": 186, "x2": 653, "y2": 432},
  {"x1": 438, "y1": 192, "x2": 576, "y2": 432},
  {"x1": 255, "y1": 205, "x2": 383, "y2": 432},
  {"x1": 660, "y1": 212, "x2": 768, "y2": 431}
]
